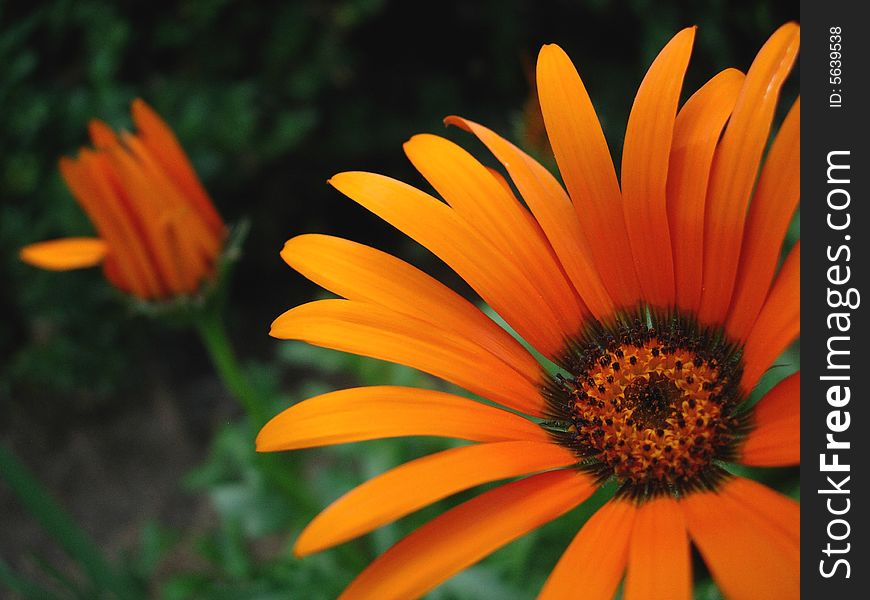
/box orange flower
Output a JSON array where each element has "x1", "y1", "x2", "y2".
[
  {"x1": 260, "y1": 24, "x2": 800, "y2": 600},
  {"x1": 20, "y1": 100, "x2": 226, "y2": 300}
]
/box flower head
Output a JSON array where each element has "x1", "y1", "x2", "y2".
[
  {"x1": 20, "y1": 99, "x2": 226, "y2": 301},
  {"x1": 261, "y1": 23, "x2": 800, "y2": 599}
]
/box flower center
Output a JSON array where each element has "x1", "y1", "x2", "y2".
[{"x1": 545, "y1": 309, "x2": 746, "y2": 498}]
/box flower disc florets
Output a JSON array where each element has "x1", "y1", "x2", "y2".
[{"x1": 544, "y1": 308, "x2": 748, "y2": 499}]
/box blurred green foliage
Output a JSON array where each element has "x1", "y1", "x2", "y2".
[
  {"x1": 1, "y1": 0, "x2": 798, "y2": 403},
  {"x1": 1, "y1": 0, "x2": 798, "y2": 598}
]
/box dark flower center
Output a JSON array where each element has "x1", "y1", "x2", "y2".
[
  {"x1": 623, "y1": 371, "x2": 679, "y2": 429},
  {"x1": 544, "y1": 308, "x2": 747, "y2": 499}
]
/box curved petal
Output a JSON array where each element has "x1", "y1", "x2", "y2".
[
  {"x1": 445, "y1": 116, "x2": 615, "y2": 320},
  {"x1": 624, "y1": 496, "x2": 691, "y2": 600},
  {"x1": 740, "y1": 371, "x2": 800, "y2": 466},
  {"x1": 131, "y1": 99, "x2": 224, "y2": 235},
  {"x1": 88, "y1": 119, "x2": 119, "y2": 147},
  {"x1": 295, "y1": 441, "x2": 577, "y2": 556},
  {"x1": 339, "y1": 469, "x2": 595, "y2": 600},
  {"x1": 682, "y1": 478, "x2": 799, "y2": 600},
  {"x1": 741, "y1": 241, "x2": 800, "y2": 391},
  {"x1": 107, "y1": 132, "x2": 223, "y2": 295},
  {"x1": 330, "y1": 171, "x2": 566, "y2": 358},
  {"x1": 727, "y1": 98, "x2": 801, "y2": 340},
  {"x1": 485, "y1": 166, "x2": 514, "y2": 196},
  {"x1": 270, "y1": 299, "x2": 545, "y2": 415},
  {"x1": 121, "y1": 132, "x2": 223, "y2": 261},
  {"x1": 60, "y1": 154, "x2": 161, "y2": 298},
  {"x1": 280, "y1": 234, "x2": 540, "y2": 383},
  {"x1": 100, "y1": 144, "x2": 189, "y2": 294},
  {"x1": 668, "y1": 69, "x2": 745, "y2": 312},
  {"x1": 255, "y1": 386, "x2": 549, "y2": 452},
  {"x1": 537, "y1": 43, "x2": 640, "y2": 308},
  {"x1": 403, "y1": 133, "x2": 586, "y2": 333},
  {"x1": 699, "y1": 23, "x2": 800, "y2": 326},
  {"x1": 20, "y1": 237, "x2": 107, "y2": 271},
  {"x1": 725, "y1": 476, "x2": 800, "y2": 546},
  {"x1": 621, "y1": 27, "x2": 695, "y2": 308},
  {"x1": 539, "y1": 500, "x2": 635, "y2": 600}
]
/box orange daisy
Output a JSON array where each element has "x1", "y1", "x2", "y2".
[
  {"x1": 260, "y1": 23, "x2": 800, "y2": 600},
  {"x1": 20, "y1": 99, "x2": 226, "y2": 301}
]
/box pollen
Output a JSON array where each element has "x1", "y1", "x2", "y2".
[{"x1": 545, "y1": 310, "x2": 747, "y2": 498}]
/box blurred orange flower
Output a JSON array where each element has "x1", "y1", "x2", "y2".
[{"x1": 20, "y1": 99, "x2": 226, "y2": 300}]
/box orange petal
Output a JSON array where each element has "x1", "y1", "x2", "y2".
[
  {"x1": 668, "y1": 69, "x2": 745, "y2": 312},
  {"x1": 100, "y1": 143, "x2": 189, "y2": 294},
  {"x1": 727, "y1": 98, "x2": 801, "y2": 340},
  {"x1": 20, "y1": 237, "x2": 107, "y2": 271},
  {"x1": 539, "y1": 500, "x2": 635, "y2": 600},
  {"x1": 280, "y1": 234, "x2": 539, "y2": 383},
  {"x1": 122, "y1": 115, "x2": 225, "y2": 292},
  {"x1": 485, "y1": 166, "x2": 514, "y2": 196},
  {"x1": 60, "y1": 153, "x2": 161, "y2": 298},
  {"x1": 256, "y1": 386, "x2": 549, "y2": 452},
  {"x1": 101, "y1": 255, "x2": 126, "y2": 290},
  {"x1": 295, "y1": 441, "x2": 577, "y2": 556},
  {"x1": 624, "y1": 496, "x2": 691, "y2": 600},
  {"x1": 725, "y1": 476, "x2": 800, "y2": 547},
  {"x1": 87, "y1": 119, "x2": 118, "y2": 147},
  {"x1": 111, "y1": 131, "x2": 217, "y2": 296},
  {"x1": 682, "y1": 478, "x2": 799, "y2": 600},
  {"x1": 271, "y1": 299, "x2": 545, "y2": 415},
  {"x1": 445, "y1": 116, "x2": 615, "y2": 320},
  {"x1": 536, "y1": 43, "x2": 640, "y2": 308},
  {"x1": 81, "y1": 149, "x2": 169, "y2": 297},
  {"x1": 741, "y1": 241, "x2": 800, "y2": 391},
  {"x1": 122, "y1": 131, "x2": 223, "y2": 263},
  {"x1": 621, "y1": 27, "x2": 695, "y2": 308},
  {"x1": 740, "y1": 371, "x2": 799, "y2": 466},
  {"x1": 130, "y1": 99, "x2": 224, "y2": 236},
  {"x1": 329, "y1": 171, "x2": 566, "y2": 357},
  {"x1": 339, "y1": 469, "x2": 595, "y2": 600},
  {"x1": 403, "y1": 133, "x2": 586, "y2": 333},
  {"x1": 698, "y1": 23, "x2": 800, "y2": 326},
  {"x1": 118, "y1": 136, "x2": 217, "y2": 295}
]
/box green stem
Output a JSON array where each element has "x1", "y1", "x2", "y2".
[
  {"x1": 193, "y1": 307, "x2": 270, "y2": 427},
  {"x1": 0, "y1": 445, "x2": 138, "y2": 599},
  {"x1": 191, "y1": 306, "x2": 318, "y2": 513},
  {"x1": 191, "y1": 304, "x2": 372, "y2": 569}
]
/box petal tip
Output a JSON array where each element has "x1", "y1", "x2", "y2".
[
  {"x1": 327, "y1": 171, "x2": 359, "y2": 190},
  {"x1": 130, "y1": 98, "x2": 157, "y2": 125},
  {"x1": 537, "y1": 43, "x2": 570, "y2": 65},
  {"x1": 774, "y1": 21, "x2": 801, "y2": 48},
  {"x1": 254, "y1": 421, "x2": 280, "y2": 453},
  {"x1": 668, "y1": 24, "x2": 697, "y2": 49},
  {"x1": 19, "y1": 238, "x2": 107, "y2": 271},
  {"x1": 18, "y1": 244, "x2": 42, "y2": 267},
  {"x1": 442, "y1": 115, "x2": 466, "y2": 130},
  {"x1": 268, "y1": 313, "x2": 287, "y2": 338},
  {"x1": 403, "y1": 133, "x2": 431, "y2": 148},
  {"x1": 292, "y1": 538, "x2": 312, "y2": 558}
]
